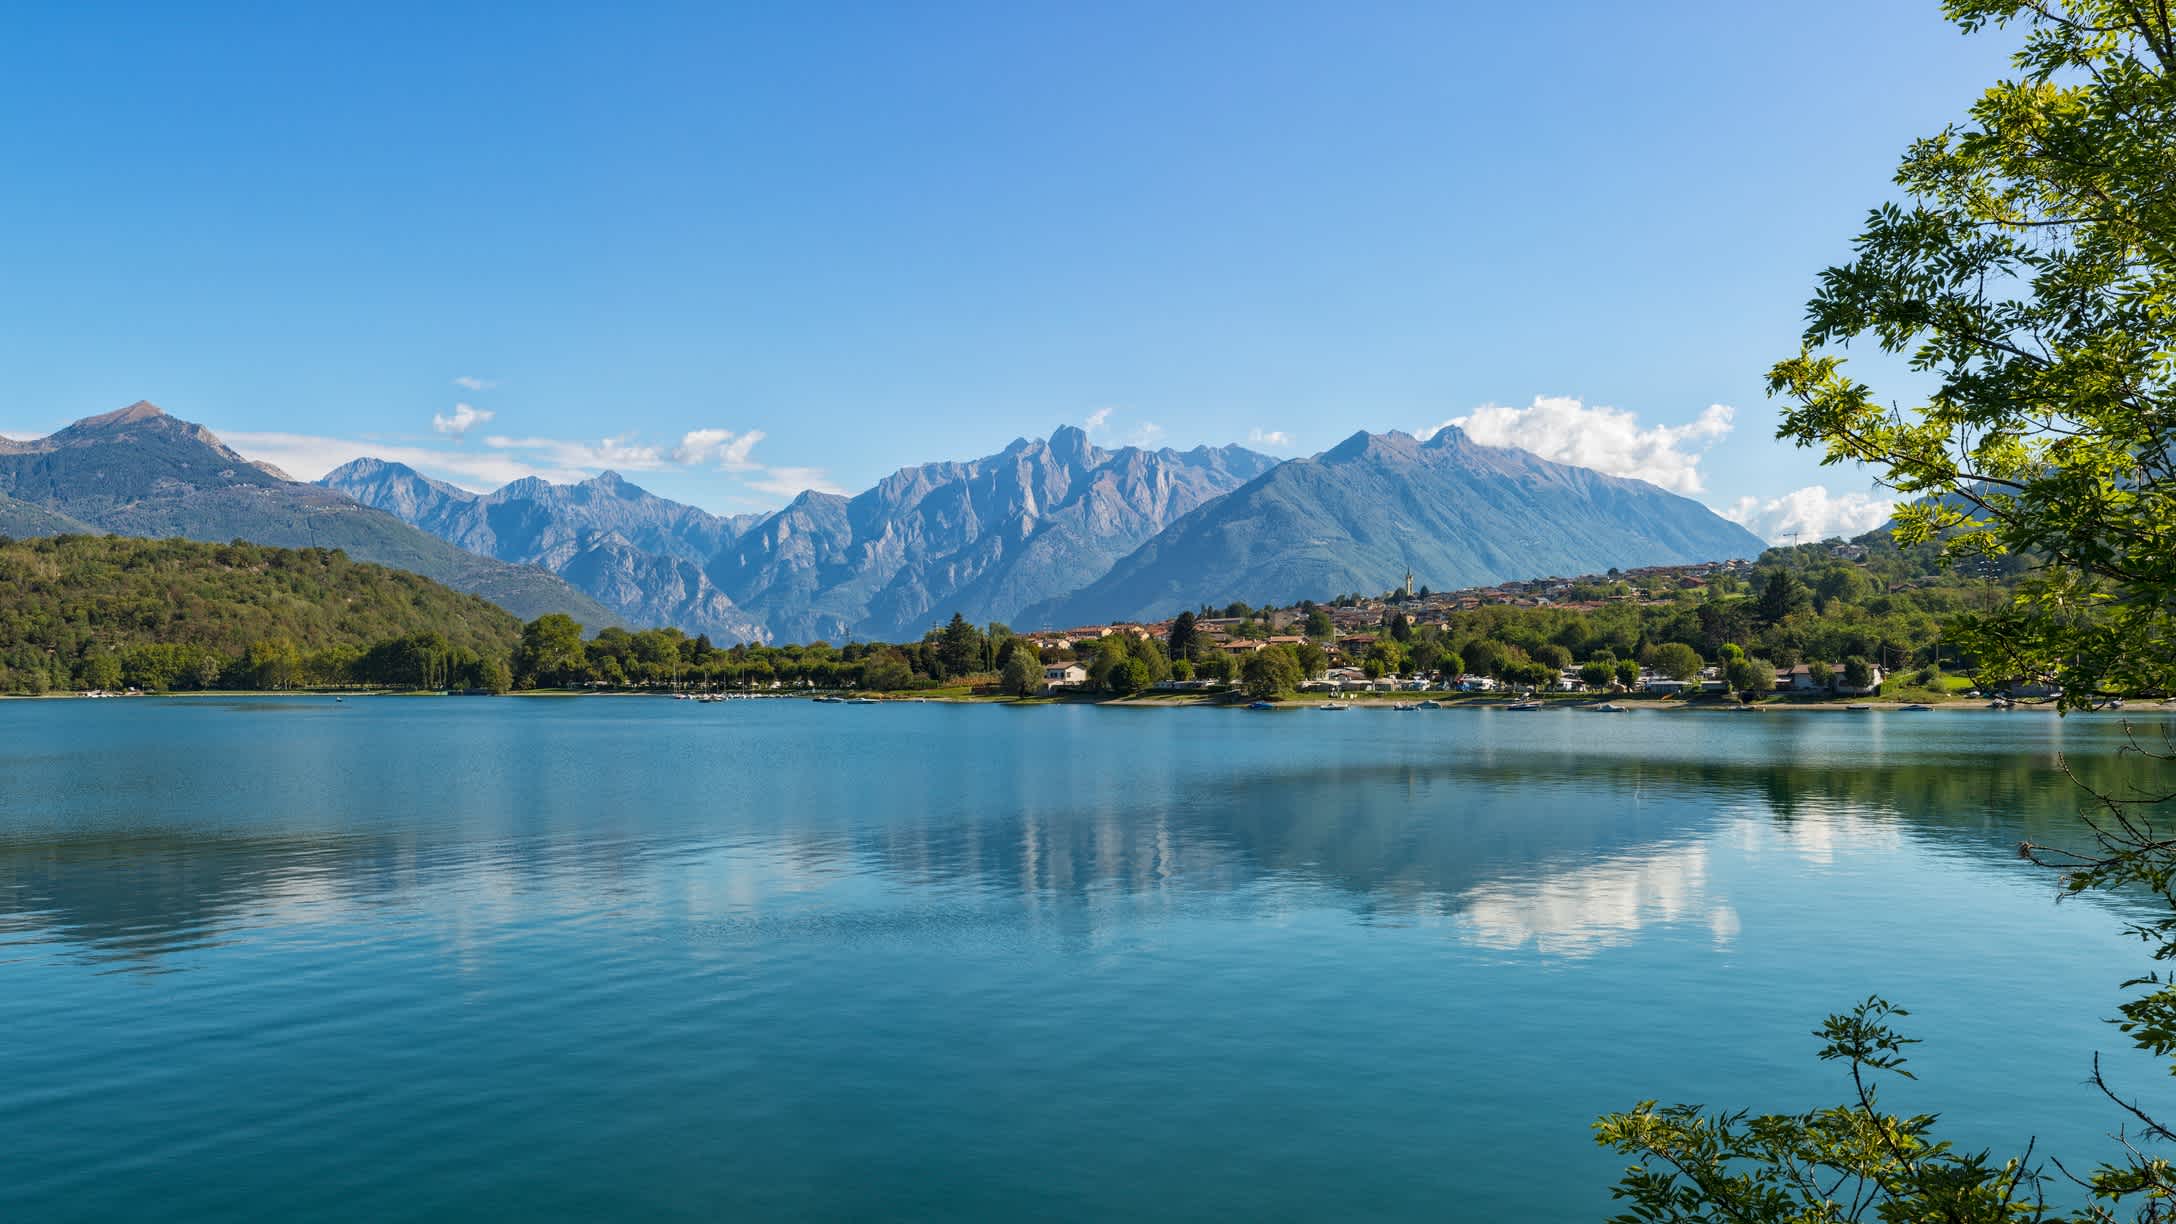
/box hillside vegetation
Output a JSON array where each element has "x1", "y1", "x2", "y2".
[{"x1": 0, "y1": 535, "x2": 522, "y2": 693}]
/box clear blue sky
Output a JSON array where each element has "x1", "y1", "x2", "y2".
[{"x1": 0, "y1": 2, "x2": 2012, "y2": 538}]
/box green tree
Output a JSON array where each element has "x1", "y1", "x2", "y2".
[
  {"x1": 1001, "y1": 649, "x2": 1041, "y2": 698},
  {"x1": 1305, "y1": 608, "x2": 1335, "y2": 640},
  {"x1": 76, "y1": 651, "x2": 123, "y2": 692},
  {"x1": 514, "y1": 614, "x2": 588, "y2": 689},
  {"x1": 1724, "y1": 654, "x2": 1775, "y2": 701},
  {"x1": 1843, "y1": 655, "x2": 1876, "y2": 691},
  {"x1": 1168, "y1": 610, "x2": 1197, "y2": 658},
  {"x1": 1577, "y1": 660, "x2": 1615, "y2": 690},
  {"x1": 936, "y1": 612, "x2": 982, "y2": 679},
  {"x1": 1768, "y1": 0, "x2": 2176, "y2": 705},
  {"x1": 1753, "y1": 567, "x2": 1813, "y2": 626},
  {"x1": 1240, "y1": 650, "x2": 1301, "y2": 700},
  {"x1": 1107, "y1": 657, "x2": 1151, "y2": 696},
  {"x1": 859, "y1": 651, "x2": 915, "y2": 691},
  {"x1": 1613, "y1": 658, "x2": 1641, "y2": 690}
]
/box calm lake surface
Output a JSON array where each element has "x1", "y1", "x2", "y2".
[{"x1": 1, "y1": 697, "x2": 2167, "y2": 1220}]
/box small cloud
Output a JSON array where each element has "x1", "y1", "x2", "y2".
[
  {"x1": 746, "y1": 465, "x2": 845, "y2": 497},
  {"x1": 452, "y1": 376, "x2": 497, "y2": 391},
  {"x1": 1084, "y1": 407, "x2": 1114, "y2": 432},
  {"x1": 1422, "y1": 396, "x2": 1733, "y2": 494},
  {"x1": 1129, "y1": 422, "x2": 1166, "y2": 447},
  {"x1": 432, "y1": 402, "x2": 495, "y2": 436},
  {"x1": 1721, "y1": 485, "x2": 1896, "y2": 544},
  {"x1": 1248, "y1": 428, "x2": 1293, "y2": 449},
  {"x1": 669, "y1": 427, "x2": 765, "y2": 470},
  {"x1": 482, "y1": 433, "x2": 666, "y2": 469}
]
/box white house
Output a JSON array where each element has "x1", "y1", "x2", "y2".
[
  {"x1": 1042, "y1": 663, "x2": 1088, "y2": 692},
  {"x1": 1456, "y1": 674, "x2": 1498, "y2": 693}
]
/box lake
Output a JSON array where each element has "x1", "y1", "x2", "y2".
[{"x1": 1, "y1": 697, "x2": 2166, "y2": 1220}]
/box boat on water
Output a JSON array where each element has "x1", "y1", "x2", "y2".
[
  {"x1": 812, "y1": 695, "x2": 839, "y2": 703},
  {"x1": 1416, "y1": 699, "x2": 1442, "y2": 709},
  {"x1": 1317, "y1": 701, "x2": 1349, "y2": 711},
  {"x1": 1392, "y1": 702, "x2": 1418, "y2": 711},
  {"x1": 1247, "y1": 700, "x2": 1277, "y2": 710},
  {"x1": 1900, "y1": 702, "x2": 1934, "y2": 711},
  {"x1": 847, "y1": 696, "x2": 879, "y2": 705},
  {"x1": 1591, "y1": 702, "x2": 1627, "y2": 712},
  {"x1": 1506, "y1": 699, "x2": 1543, "y2": 711},
  {"x1": 1846, "y1": 703, "x2": 1872, "y2": 711}
]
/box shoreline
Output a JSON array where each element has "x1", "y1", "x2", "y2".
[{"x1": 6, "y1": 688, "x2": 2155, "y2": 713}]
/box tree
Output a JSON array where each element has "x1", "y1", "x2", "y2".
[
  {"x1": 1577, "y1": 660, "x2": 1615, "y2": 690},
  {"x1": 1767, "y1": 1, "x2": 2176, "y2": 707},
  {"x1": 1001, "y1": 649, "x2": 1041, "y2": 698},
  {"x1": 477, "y1": 656, "x2": 512, "y2": 694},
  {"x1": 1168, "y1": 610, "x2": 1197, "y2": 659},
  {"x1": 1304, "y1": 608, "x2": 1335, "y2": 639},
  {"x1": 1843, "y1": 655, "x2": 1876, "y2": 691},
  {"x1": 1613, "y1": 659, "x2": 1641, "y2": 691},
  {"x1": 246, "y1": 637, "x2": 301, "y2": 690},
  {"x1": 1389, "y1": 611, "x2": 1413, "y2": 642},
  {"x1": 1240, "y1": 650, "x2": 1301, "y2": 700},
  {"x1": 1107, "y1": 657, "x2": 1151, "y2": 696},
  {"x1": 514, "y1": 615, "x2": 588, "y2": 689},
  {"x1": 935, "y1": 612, "x2": 982, "y2": 679},
  {"x1": 76, "y1": 650, "x2": 122, "y2": 692},
  {"x1": 1609, "y1": 10, "x2": 2176, "y2": 1208},
  {"x1": 1532, "y1": 643, "x2": 1572, "y2": 671},
  {"x1": 1753, "y1": 567, "x2": 1812, "y2": 626},
  {"x1": 859, "y1": 651, "x2": 914, "y2": 691},
  {"x1": 1724, "y1": 654, "x2": 1775, "y2": 701},
  {"x1": 1806, "y1": 659, "x2": 1834, "y2": 690}
]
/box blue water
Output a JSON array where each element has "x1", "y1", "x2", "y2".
[{"x1": 0, "y1": 698, "x2": 2164, "y2": 1220}]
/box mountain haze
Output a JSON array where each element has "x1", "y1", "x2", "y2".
[
  {"x1": 1024, "y1": 427, "x2": 1766, "y2": 626},
  {"x1": 0, "y1": 404, "x2": 623, "y2": 627}
]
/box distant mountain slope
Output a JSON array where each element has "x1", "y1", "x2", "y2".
[
  {"x1": 323, "y1": 460, "x2": 767, "y2": 641},
  {"x1": 1025, "y1": 427, "x2": 1767, "y2": 627},
  {"x1": 0, "y1": 403, "x2": 623, "y2": 628},
  {"x1": 0, "y1": 491, "x2": 99, "y2": 537},
  {"x1": 711, "y1": 426, "x2": 1278, "y2": 640}
]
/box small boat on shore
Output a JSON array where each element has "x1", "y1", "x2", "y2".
[
  {"x1": 1392, "y1": 702, "x2": 1418, "y2": 711},
  {"x1": 1900, "y1": 702, "x2": 1934, "y2": 711},
  {"x1": 1417, "y1": 699, "x2": 1441, "y2": 709},
  {"x1": 1506, "y1": 699, "x2": 1543, "y2": 711},
  {"x1": 1846, "y1": 703, "x2": 1871, "y2": 711},
  {"x1": 1591, "y1": 702, "x2": 1627, "y2": 712},
  {"x1": 1317, "y1": 701, "x2": 1349, "y2": 711},
  {"x1": 1248, "y1": 700, "x2": 1276, "y2": 710}
]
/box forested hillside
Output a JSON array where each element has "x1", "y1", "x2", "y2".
[{"x1": 0, "y1": 535, "x2": 522, "y2": 693}]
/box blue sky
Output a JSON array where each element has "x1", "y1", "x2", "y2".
[{"x1": 0, "y1": 2, "x2": 2011, "y2": 539}]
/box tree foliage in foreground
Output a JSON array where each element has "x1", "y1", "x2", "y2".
[
  {"x1": 1769, "y1": 0, "x2": 2176, "y2": 708},
  {"x1": 1604, "y1": 3, "x2": 2176, "y2": 1218}
]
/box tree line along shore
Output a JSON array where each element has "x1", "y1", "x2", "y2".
[{"x1": 0, "y1": 522, "x2": 2072, "y2": 707}]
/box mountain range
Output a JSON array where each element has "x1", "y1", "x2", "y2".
[
  {"x1": 1024, "y1": 426, "x2": 1767, "y2": 626},
  {"x1": 0, "y1": 403, "x2": 623, "y2": 627},
  {"x1": 325, "y1": 425, "x2": 1278, "y2": 642},
  {"x1": 4, "y1": 402, "x2": 1770, "y2": 641}
]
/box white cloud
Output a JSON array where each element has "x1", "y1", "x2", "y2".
[
  {"x1": 1248, "y1": 428, "x2": 1293, "y2": 449},
  {"x1": 221, "y1": 420, "x2": 839, "y2": 506},
  {"x1": 1128, "y1": 422, "x2": 1166, "y2": 447},
  {"x1": 431, "y1": 402, "x2": 494, "y2": 436},
  {"x1": 1721, "y1": 485, "x2": 1896, "y2": 544},
  {"x1": 221, "y1": 430, "x2": 588, "y2": 490},
  {"x1": 746, "y1": 465, "x2": 845, "y2": 497},
  {"x1": 452, "y1": 376, "x2": 498, "y2": 391},
  {"x1": 1084, "y1": 407, "x2": 1114, "y2": 432},
  {"x1": 669, "y1": 427, "x2": 765, "y2": 470},
  {"x1": 1423, "y1": 396, "x2": 1734, "y2": 494}
]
